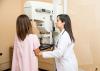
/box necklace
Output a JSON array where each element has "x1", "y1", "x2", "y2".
[{"x1": 55, "y1": 30, "x2": 65, "y2": 47}]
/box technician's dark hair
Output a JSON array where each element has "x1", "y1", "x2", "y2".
[
  {"x1": 16, "y1": 14, "x2": 33, "y2": 41},
  {"x1": 57, "y1": 14, "x2": 75, "y2": 42}
]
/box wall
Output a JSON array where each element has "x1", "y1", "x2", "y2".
[
  {"x1": 68, "y1": 0, "x2": 100, "y2": 71},
  {"x1": 0, "y1": 0, "x2": 23, "y2": 70}
]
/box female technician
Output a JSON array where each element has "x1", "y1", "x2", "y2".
[{"x1": 39, "y1": 14, "x2": 78, "y2": 71}]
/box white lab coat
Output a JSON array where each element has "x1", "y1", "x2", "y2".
[{"x1": 42, "y1": 29, "x2": 78, "y2": 71}]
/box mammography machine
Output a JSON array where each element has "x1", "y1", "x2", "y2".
[
  {"x1": 24, "y1": 1, "x2": 54, "y2": 50},
  {"x1": 24, "y1": 0, "x2": 67, "y2": 50}
]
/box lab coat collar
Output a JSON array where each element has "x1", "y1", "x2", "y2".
[{"x1": 59, "y1": 29, "x2": 65, "y2": 36}]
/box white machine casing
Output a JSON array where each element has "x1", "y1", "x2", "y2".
[{"x1": 24, "y1": 1, "x2": 53, "y2": 45}]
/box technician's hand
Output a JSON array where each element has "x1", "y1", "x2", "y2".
[{"x1": 39, "y1": 52, "x2": 42, "y2": 56}]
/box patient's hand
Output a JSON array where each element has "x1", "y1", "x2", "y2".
[{"x1": 34, "y1": 48, "x2": 40, "y2": 57}]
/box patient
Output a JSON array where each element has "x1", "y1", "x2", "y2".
[{"x1": 11, "y1": 14, "x2": 40, "y2": 71}]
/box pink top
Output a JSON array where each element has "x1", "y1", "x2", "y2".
[{"x1": 11, "y1": 34, "x2": 40, "y2": 71}]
